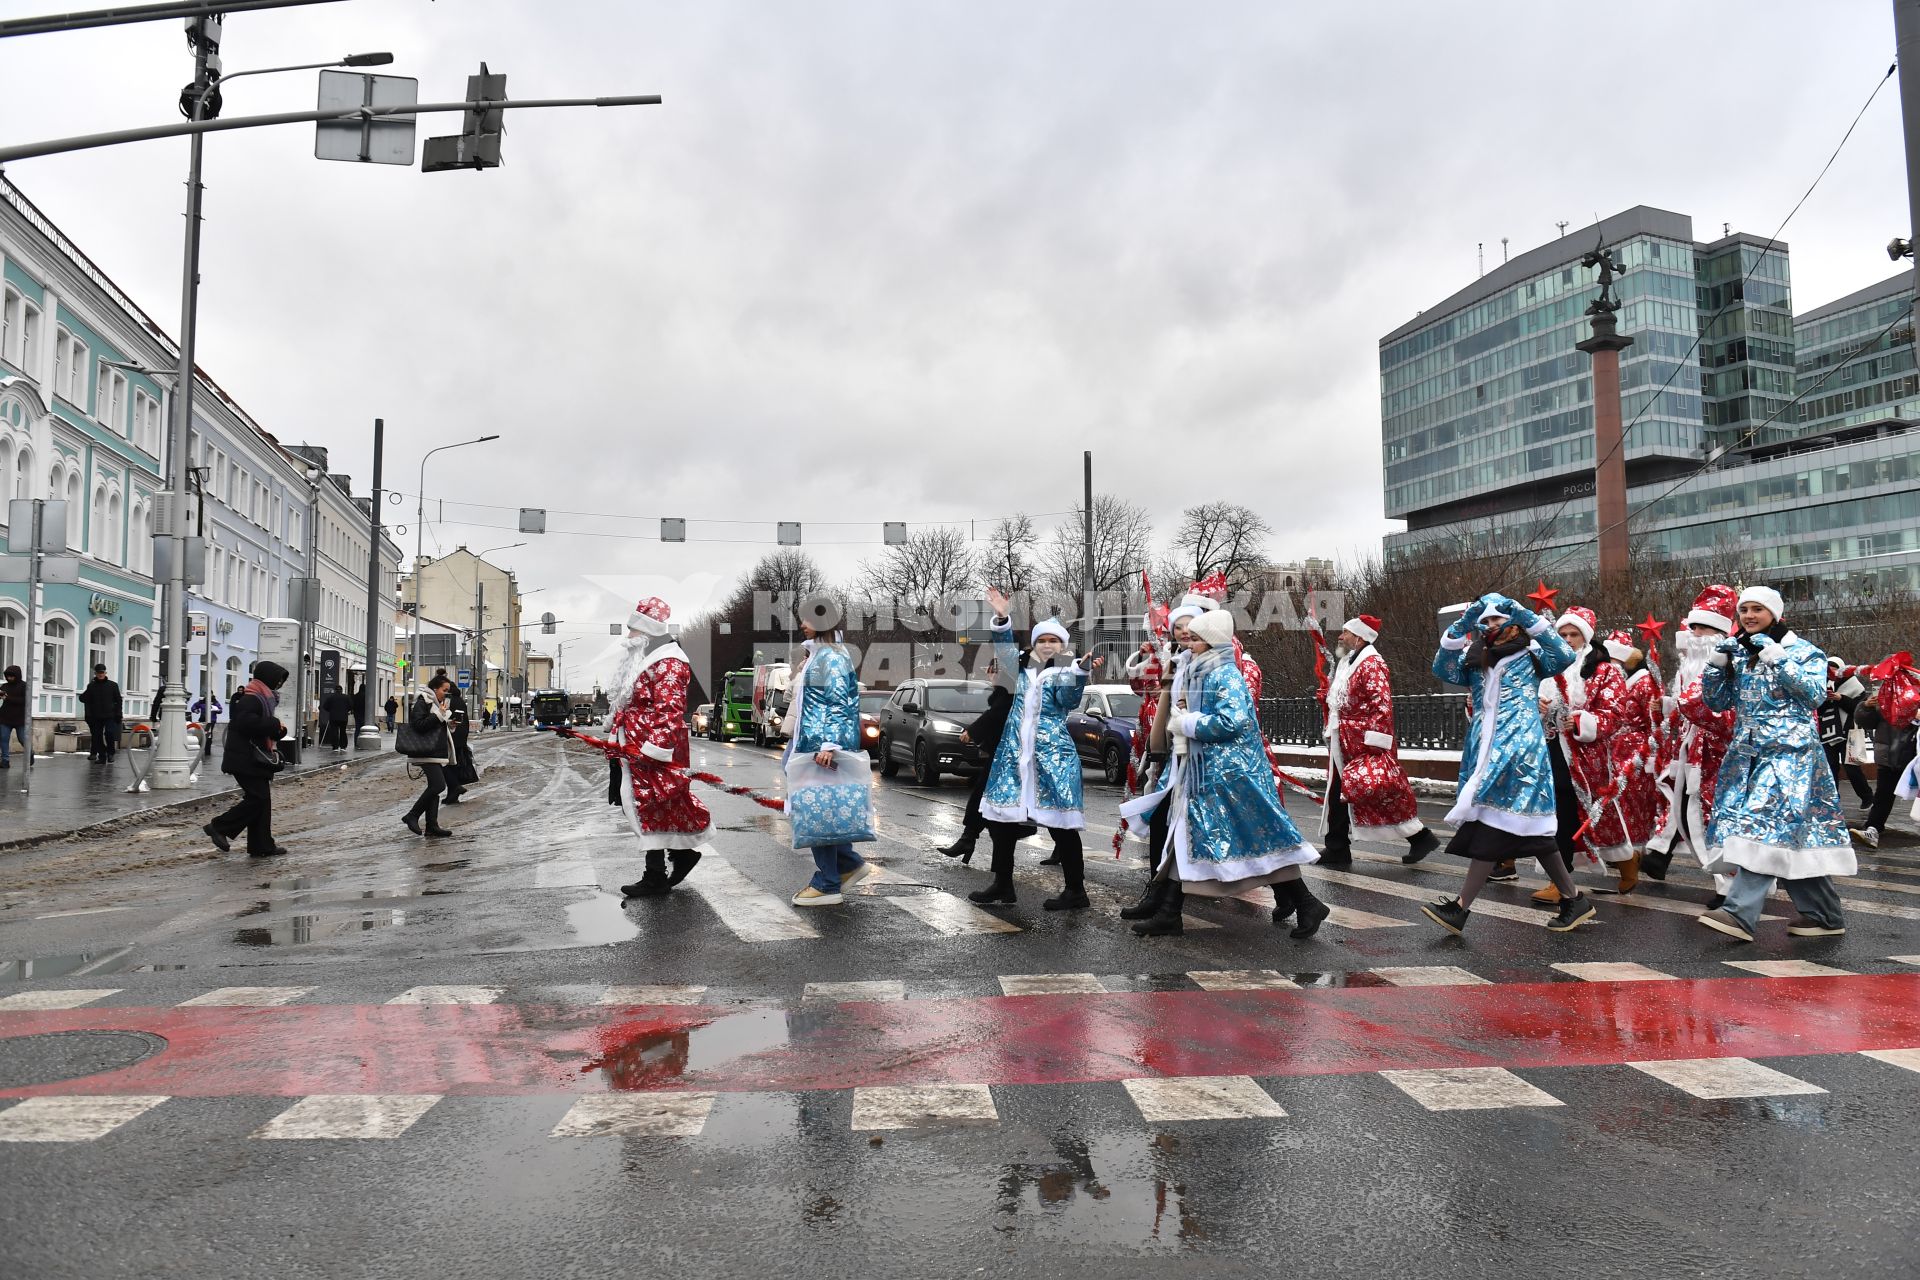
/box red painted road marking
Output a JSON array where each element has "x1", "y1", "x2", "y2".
[{"x1": 1, "y1": 974, "x2": 1918, "y2": 1098}]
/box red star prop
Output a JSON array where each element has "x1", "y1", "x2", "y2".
[
  {"x1": 1636, "y1": 612, "x2": 1667, "y2": 647},
  {"x1": 1525, "y1": 580, "x2": 1559, "y2": 613}
]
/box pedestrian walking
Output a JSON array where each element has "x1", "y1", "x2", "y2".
[
  {"x1": 203, "y1": 660, "x2": 290, "y2": 858},
  {"x1": 442, "y1": 675, "x2": 472, "y2": 803},
  {"x1": 384, "y1": 694, "x2": 399, "y2": 732},
  {"x1": 1423, "y1": 593, "x2": 1598, "y2": 934},
  {"x1": 77, "y1": 663, "x2": 123, "y2": 764},
  {"x1": 782, "y1": 614, "x2": 871, "y2": 906},
  {"x1": 1119, "y1": 605, "x2": 1203, "y2": 922},
  {"x1": 190, "y1": 693, "x2": 223, "y2": 757},
  {"x1": 971, "y1": 587, "x2": 1101, "y2": 911},
  {"x1": 1537, "y1": 605, "x2": 1636, "y2": 898},
  {"x1": 396, "y1": 674, "x2": 457, "y2": 838},
  {"x1": 1821, "y1": 658, "x2": 1875, "y2": 809},
  {"x1": 0, "y1": 664, "x2": 27, "y2": 769},
  {"x1": 1127, "y1": 607, "x2": 1326, "y2": 938},
  {"x1": 1608, "y1": 629, "x2": 1661, "y2": 871},
  {"x1": 1851, "y1": 654, "x2": 1920, "y2": 850},
  {"x1": 936, "y1": 658, "x2": 1019, "y2": 863},
  {"x1": 320, "y1": 688, "x2": 352, "y2": 750},
  {"x1": 1697, "y1": 587, "x2": 1853, "y2": 942},
  {"x1": 554, "y1": 598, "x2": 711, "y2": 897},
  {"x1": 1318, "y1": 614, "x2": 1439, "y2": 867},
  {"x1": 1644, "y1": 584, "x2": 1738, "y2": 903}
]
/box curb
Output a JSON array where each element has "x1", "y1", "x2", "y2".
[{"x1": 0, "y1": 750, "x2": 394, "y2": 854}]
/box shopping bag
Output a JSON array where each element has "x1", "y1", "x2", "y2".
[
  {"x1": 1845, "y1": 727, "x2": 1874, "y2": 766},
  {"x1": 784, "y1": 750, "x2": 877, "y2": 848},
  {"x1": 1339, "y1": 752, "x2": 1400, "y2": 806}
]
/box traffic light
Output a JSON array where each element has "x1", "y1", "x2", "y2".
[{"x1": 423, "y1": 63, "x2": 506, "y2": 172}]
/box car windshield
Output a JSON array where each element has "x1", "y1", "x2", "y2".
[
  {"x1": 926, "y1": 685, "x2": 990, "y2": 713},
  {"x1": 859, "y1": 692, "x2": 890, "y2": 714},
  {"x1": 1106, "y1": 693, "x2": 1143, "y2": 719}
]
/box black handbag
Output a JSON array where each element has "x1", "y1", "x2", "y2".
[
  {"x1": 249, "y1": 740, "x2": 285, "y2": 774},
  {"x1": 395, "y1": 700, "x2": 447, "y2": 759}
]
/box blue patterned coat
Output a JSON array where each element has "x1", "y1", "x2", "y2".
[
  {"x1": 783, "y1": 644, "x2": 861, "y2": 760},
  {"x1": 1432, "y1": 594, "x2": 1577, "y2": 836},
  {"x1": 1172, "y1": 647, "x2": 1314, "y2": 884},
  {"x1": 1701, "y1": 629, "x2": 1854, "y2": 878},
  {"x1": 980, "y1": 620, "x2": 1089, "y2": 829}
]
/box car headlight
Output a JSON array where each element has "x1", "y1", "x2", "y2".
[{"x1": 928, "y1": 718, "x2": 962, "y2": 734}]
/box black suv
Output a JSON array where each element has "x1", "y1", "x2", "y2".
[{"x1": 876, "y1": 679, "x2": 993, "y2": 786}]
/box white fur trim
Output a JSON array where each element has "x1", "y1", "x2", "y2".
[
  {"x1": 1189, "y1": 610, "x2": 1234, "y2": 648},
  {"x1": 1179, "y1": 593, "x2": 1221, "y2": 611},
  {"x1": 1167, "y1": 604, "x2": 1207, "y2": 627},
  {"x1": 627, "y1": 611, "x2": 670, "y2": 636},
  {"x1": 1711, "y1": 834, "x2": 1855, "y2": 880},
  {"x1": 1354, "y1": 818, "x2": 1429, "y2": 839},
  {"x1": 1573, "y1": 710, "x2": 1598, "y2": 743},
  {"x1": 638, "y1": 741, "x2": 674, "y2": 763},
  {"x1": 1363, "y1": 729, "x2": 1394, "y2": 750},
  {"x1": 1604, "y1": 637, "x2": 1634, "y2": 661},
  {"x1": 1030, "y1": 619, "x2": 1070, "y2": 645},
  {"x1": 1439, "y1": 632, "x2": 1472, "y2": 652},
  {"x1": 1737, "y1": 585, "x2": 1784, "y2": 620},
  {"x1": 1177, "y1": 712, "x2": 1200, "y2": 738},
  {"x1": 1525, "y1": 615, "x2": 1553, "y2": 636},
  {"x1": 1342, "y1": 618, "x2": 1378, "y2": 644},
  {"x1": 1757, "y1": 641, "x2": 1787, "y2": 665},
  {"x1": 1684, "y1": 608, "x2": 1734, "y2": 633},
  {"x1": 1708, "y1": 649, "x2": 1732, "y2": 669}
]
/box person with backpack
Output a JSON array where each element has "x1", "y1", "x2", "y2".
[
  {"x1": 204, "y1": 660, "x2": 289, "y2": 858},
  {"x1": 397, "y1": 673, "x2": 457, "y2": 838}
]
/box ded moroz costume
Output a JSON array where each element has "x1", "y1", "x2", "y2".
[
  {"x1": 1644, "y1": 585, "x2": 1738, "y2": 891},
  {"x1": 1605, "y1": 627, "x2": 1662, "y2": 887},
  {"x1": 1319, "y1": 614, "x2": 1437, "y2": 867},
  {"x1": 1537, "y1": 604, "x2": 1636, "y2": 896}
]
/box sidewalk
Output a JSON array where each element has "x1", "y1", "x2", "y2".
[{"x1": 0, "y1": 734, "x2": 396, "y2": 850}]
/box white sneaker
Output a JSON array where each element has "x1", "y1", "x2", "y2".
[
  {"x1": 1851, "y1": 826, "x2": 1881, "y2": 849},
  {"x1": 792, "y1": 886, "x2": 843, "y2": 907}
]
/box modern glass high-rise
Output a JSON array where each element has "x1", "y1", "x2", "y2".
[
  {"x1": 1696, "y1": 232, "x2": 1795, "y2": 453},
  {"x1": 1794, "y1": 271, "x2": 1919, "y2": 433}
]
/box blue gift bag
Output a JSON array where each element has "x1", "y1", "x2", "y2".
[{"x1": 785, "y1": 751, "x2": 877, "y2": 848}]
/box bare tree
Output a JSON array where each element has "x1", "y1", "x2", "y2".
[
  {"x1": 1167, "y1": 501, "x2": 1273, "y2": 598},
  {"x1": 745, "y1": 548, "x2": 828, "y2": 601},
  {"x1": 1039, "y1": 493, "x2": 1156, "y2": 595},
  {"x1": 975, "y1": 514, "x2": 1039, "y2": 595},
  {"x1": 855, "y1": 526, "x2": 976, "y2": 613}
]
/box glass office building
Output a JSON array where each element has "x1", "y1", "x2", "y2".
[{"x1": 1794, "y1": 272, "x2": 1919, "y2": 433}]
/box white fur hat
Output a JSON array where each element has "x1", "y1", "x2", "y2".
[
  {"x1": 1031, "y1": 618, "x2": 1070, "y2": 645},
  {"x1": 1189, "y1": 609, "x2": 1235, "y2": 648},
  {"x1": 1167, "y1": 603, "x2": 1207, "y2": 628},
  {"x1": 1737, "y1": 585, "x2": 1784, "y2": 620}
]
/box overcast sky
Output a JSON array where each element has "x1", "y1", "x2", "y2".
[{"x1": 3, "y1": 0, "x2": 1909, "y2": 687}]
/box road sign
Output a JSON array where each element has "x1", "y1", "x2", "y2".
[
  {"x1": 187, "y1": 612, "x2": 210, "y2": 656},
  {"x1": 289, "y1": 577, "x2": 322, "y2": 624},
  {"x1": 8, "y1": 499, "x2": 65, "y2": 552},
  {"x1": 314, "y1": 69, "x2": 419, "y2": 164},
  {"x1": 423, "y1": 63, "x2": 506, "y2": 172},
  {"x1": 661, "y1": 518, "x2": 686, "y2": 543},
  {"x1": 883, "y1": 522, "x2": 906, "y2": 545},
  {"x1": 777, "y1": 522, "x2": 801, "y2": 546},
  {"x1": 519, "y1": 508, "x2": 546, "y2": 534},
  {"x1": 456, "y1": 668, "x2": 473, "y2": 690}
]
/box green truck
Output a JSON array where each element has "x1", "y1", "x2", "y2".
[{"x1": 708, "y1": 669, "x2": 755, "y2": 741}]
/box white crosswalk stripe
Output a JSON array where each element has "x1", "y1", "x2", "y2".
[
  {"x1": 1123, "y1": 1075, "x2": 1286, "y2": 1121},
  {"x1": 0, "y1": 988, "x2": 119, "y2": 1010},
  {"x1": 804, "y1": 980, "x2": 905, "y2": 1003},
  {"x1": 1860, "y1": 1047, "x2": 1920, "y2": 1074},
  {"x1": 1304, "y1": 867, "x2": 1551, "y2": 926},
  {"x1": 252, "y1": 1094, "x2": 441, "y2": 1139},
  {"x1": 0, "y1": 1096, "x2": 168, "y2": 1141},
  {"x1": 178, "y1": 986, "x2": 313, "y2": 1007},
  {"x1": 1550, "y1": 962, "x2": 1677, "y2": 983},
  {"x1": 1325, "y1": 904, "x2": 1416, "y2": 929},
  {"x1": 682, "y1": 856, "x2": 821, "y2": 942},
  {"x1": 1187, "y1": 969, "x2": 1300, "y2": 992},
  {"x1": 550, "y1": 1093, "x2": 714, "y2": 1138},
  {"x1": 533, "y1": 861, "x2": 599, "y2": 888},
  {"x1": 852, "y1": 1084, "x2": 998, "y2": 1129},
  {"x1": 598, "y1": 984, "x2": 708, "y2": 1005},
  {"x1": 999, "y1": 973, "x2": 1107, "y2": 996},
  {"x1": 1629, "y1": 1057, "x2": 1826, "y2": 1099},
  {"x1": 1890, "y1": 956, "x2": 1920, "y2": 966},
  {"x1": 1721, "y1": 961, "x2": 1853, "y2": 979},
  {"x1": 883, "y1": 891, "x2": 1022, "y2": 936},
  {"x1": 1347, "y1": 850, "x2": 1788, "y2": 921},
  {"x1": 386, "y1": 985, "x2": 502, "y2": 1005},
  {"x1": 1381, "y1": 1066, "x2": 1563, "y2": 1111},
  {"x1": 1370, "y1": 965, "x2": 1489, "y2": 987}
]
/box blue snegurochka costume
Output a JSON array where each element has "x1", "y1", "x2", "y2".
[
  {"x1": 1432, "y1": 594, "x2": 1577, "y2": 837},
  {"x1": 1701, "y1": 628, "x2": 1854, "y2": 879},
  {"x1": 783, "y1": 639, "x2": 862, "y2": 763},
  {"x1": 980, "y1": 619, "x2": 1091, "y2": 829}
]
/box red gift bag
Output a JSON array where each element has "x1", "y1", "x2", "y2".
[{"x1": 1872, "y1": 652, "x2": 1920, "y2": 729}]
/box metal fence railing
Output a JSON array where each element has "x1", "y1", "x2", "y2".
[{"x1": 1259, "y1": 693, "x2": 1469, "y2": 752}]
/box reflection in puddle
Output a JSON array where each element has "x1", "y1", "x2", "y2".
[
  {"x1": 992, "y1": 1131, "x2": 1203, "y2": 1249},
  {"x1": 565, "y1": 892, "x2": 641, "y2": 946},
  {"x1": 233, "y1": 909, "x2": 408, "y2": 947},
  {"x1": 586, "y1": 1008, "x2": 791, "y2": 1090},
  {"x1": 423, "y1": 859, "x2": 472, "y2": 872},
  {"x1": 0, "y1": 948, "x2": 133, "y2": 982}
]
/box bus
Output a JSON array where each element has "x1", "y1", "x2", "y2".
[{"x1": 529, "y1": 690, "x2": 571, "y2": 729}]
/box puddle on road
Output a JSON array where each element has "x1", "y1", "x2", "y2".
[
  {"x1": 584, "y1": 1008, "x2": 793, "y2": 1090},
  {"x1": 984, "y1": 1132, "x2": 1207, "y2": 1250},
  {"x1": 423, "y1": 859, "x2": 472, "y2": 872},
  {"x1": 0, "y1": 951, "x2": 184, "y2": 981},
  {"x1": 233, "y1": 909, "x2": 409, "y2": 947},
  {"x1": 564, "y1": 892, "x2": 640, "y2": 946}
]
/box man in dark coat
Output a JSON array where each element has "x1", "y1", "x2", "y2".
[
  {"x1": 442, "y1": 673, "x2": 472, "y2": 803},
  {"x1": 77, "y1": 663, "x2": 123, "y2": 763},
  {"x1": 320, "y1": 688, "x2": 353, "y2": 749},
  {"x1": 937, "y1": 659, "x2": 1023, "y2": 862},
  {"x1": 205, "y1": 660, "x2": 289, "y2": 857},
  {"x1": 0, "y1": 664, "x2": 27, "y2": 769}
]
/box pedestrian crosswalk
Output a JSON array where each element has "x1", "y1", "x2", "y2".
[{"x1": 4, "y1": 1045, "x2": 1917, "y2": 1141}]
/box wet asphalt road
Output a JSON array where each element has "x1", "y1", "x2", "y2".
[{"x1": 2, "y1": 731, "x2": 1919, "y2": 1279}]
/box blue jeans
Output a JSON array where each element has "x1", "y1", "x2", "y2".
[
  {"x1": 1723, "y1": 867, "x2": 1845, "y2": 932},
  {"x1": 0, "y1": 722, "x2": 25, "y2": 764},
  {"x1": 810, "y1": 842, "x2": 864, "y2": 893}
]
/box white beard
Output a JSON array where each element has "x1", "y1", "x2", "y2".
[
  {"x1": 1671, "y1": 631, "x2": 1716, "y2": 693},
  {"x1": 609, "y1": 637, "x2": 658, "y2": 715}
]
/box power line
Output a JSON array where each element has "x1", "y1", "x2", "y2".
[{"x1": 390, "y1": 491, "x2": 1076, "y2": 531}]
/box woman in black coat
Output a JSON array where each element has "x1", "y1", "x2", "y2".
[
  {"x1": 205, "y1": 660, "x2": 289, "y2": 857},
  {"x1": 400, "y1": 674, "x2": 457, "y2": 838},
  {"x1": 937, "y1": 658, "x2": 1026, "y2": 863}
]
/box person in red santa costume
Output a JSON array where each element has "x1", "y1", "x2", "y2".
[
  {"x1": 1643, "y1": 584, "x2": 1738, "y2": 901},
  {"x1": 1536, "y1": 604, "x2": 1636, "y2": 899},
  {"x1": 1604, "y1": 626, "x2": 1661, "y2": 874},
  {"x1": 554, "y1": 597, "x2": 712, "y2": 898},
  {"x1": 1318, "y1": 614, "x2": 1438, "y2": 867}
]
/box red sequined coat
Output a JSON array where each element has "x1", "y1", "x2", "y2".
[
  {"x1": 1323, "y1": 646, "x2": 1419, "y2": 832},
  {"x1": 1547, "y1": 657, "x2": 1631, "y2": 858},
  {"x1": 571, "y1": 644, "x2": 712, "y2": 846},
  {"x1": 1123, "y1": 645, "x2": 1166, "y2": 782},
  {"x1": 1612, "y1": 667, "x2": 1661, "y2": 845},
  {"x1": 1653, "y1": 668, "x2": 1735, "y2": 850}
]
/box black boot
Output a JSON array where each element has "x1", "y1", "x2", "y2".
[
  {"x1": 968, "y1": 830, "x2": 1017, "y2": 904},
  {"x1": 1403, "y1": 827, "x2": 1439, "y2": 865},
  {"x1": 1640, "y1": 847, "x2": 1672, "y2": 881},
  {"x1": 936, "y1": 837, "x2": 975, "y2": 860},
  {"x1": 1270, "y1": 880, "x2": 1296, "y2": 924},
  {"x1": 1119, "y1": 879, "x2": 1166, "y2": 921},
  {"x1": 1317, "y1": 845, "x2": 1352, "y2": 869},
  {"x1": 1288, "y1": 880, "x2": 1331, "y2": 939},
  {"x1": 1044, "y1": 834, "x2": 1088, "y2": 910},
  {"x1": 622, "y1": 850, "x2": 672, "y2": 898},
  {"x1": 666, "y1": 849, "x2": 702, "y2": 886},
  {"x1": 1132, "y1": 883, "x2": 1183, "y2": 936}
]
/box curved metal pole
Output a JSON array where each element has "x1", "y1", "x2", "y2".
[{"x1": 408, "y1": 436, "x2": 498, "y2": 696}]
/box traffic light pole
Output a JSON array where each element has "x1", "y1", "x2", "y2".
[{"x1": 356, "y1": 417, "x2": 385, "y2": 752}]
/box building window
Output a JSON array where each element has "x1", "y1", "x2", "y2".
[
  {"x1": 12, "y1": 445, "x2": 29, "y2": 500},
  {"x1": 87, "y1": 624, "x2": 114, "y2": 679},
  {"x1": 126, "y1": 634, "x2": 150, "y2": 698},
  {"x1": 98, "y1": 366, "x2": 128, "y2": 435},
  {"x1": 225, "y1": 654, "x2": 244, "y2": 700},
  {"x1": 41, "y1": 618, "x2": 73, "y2": 688},
  {"x1": 1, "y1": 289, "x2": 40, "y2": 370},
  {"x1": 90, "y1": 483, "x2": 109, "y2": 561},
  {"x1": 132, "y1": 390, "x2": 161, "y2": 455},
  {"x1": 0, "y1": 606, "x2": 23, "y2": 674}
]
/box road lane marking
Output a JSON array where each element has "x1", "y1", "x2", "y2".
[
  {"x1": 998, "y1": 973, "x2": 1107, "y2": 996},
  {"x1": 0, "y1": 1096, "x2": 168, "y2": 1141},
  {"x1": 1381, "y1": 1067, "x2": 1563, "y2": 1111},
  {"x1": 1890, "y1": 956, "x2": 1920, "y2": 966},
  {"x1": 34, "y1": 907, "x2": 130, "y2": 920},
  {"x1": 1836, "y1": 897, "x2": 1920, "y2": 920},
  {"x1": 386, "y1": 986, "x2": 502, "y2": 1005},
  {"x1": 178, "y1": 986, "x2": 313, "y2": 1007},
  {"x1": 598, "y1": 984, "x2": 708, "y2": 1005},
  {"x1": 1861, "y1": 1047, "x2": 1920, "y2": 1074},
  {"x1": 0, "y1": 988, "x2": 120, "y2": 1010},
  {"x1": 1722, "y1": 961, "x2": 1854, "y2": 978},
  {"x1": 1123, "y1": 1075, "x2": 1286, "y2": 1122},
  {"x1": 550, "y1": 1093, "x2": 715, "y2": 1138},
  {"x1": 681, "y1": 856, "x2": 822, "y2": 942},
  {"x1": 1325, "y1": 904, "x2": 1417, "y2": 929},
  {"x1": 1187, "y1": 970, "x2": 1301, "y2": 991},
  {"x1": 883, "y1": 891, "x2": 1022, "y2": 936},
  {"x1": 1301, "y1": 867, "x2": 1551, "y2": 926},
  {"x1": 1550, "y1": 962, "x2": 1677, "y2": 983},
  {"x1": 1345, "y1": 850, "x2": 1787, "y2": 921},
  {"x1": 1370, "y1": 966, "x2": 1490, "y2": 987},
  {"x1": 804, "y1": 980, "x2": 906, "y2": 1004},
  {"x1": 534, "y1": 861, "x2": 599, "y2": 888},
  {"x1": 1628, "y1": 1057, "x2": 1826, "y2": 1099},
  {"x1": 852, "y1": 1084, "x2": 998, "y2": 1130},
  {"x1": 252, "y1": 1094, "x2": 441, "y2": 1139},
  {"x1": 1083, "y1": 879, "x2": 1219, "y2": 930}
]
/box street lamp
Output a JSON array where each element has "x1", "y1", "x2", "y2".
[
  {"x1": 407, "y1": 434, "x2": 500, "y2": 698},
  {"x1": 149, "y1": 39, "x2": 397, "y2": 790}
]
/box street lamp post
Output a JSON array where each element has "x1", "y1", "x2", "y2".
[
  {"x1": 469, "y1": 540, "x2": 523, "y2": 718},
  {"x1": 148, "y1": 33, "x2": 395, "y2": 789},
  {"x1": 408, "y1": 435, "x2": 499, "y2": 700}
]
